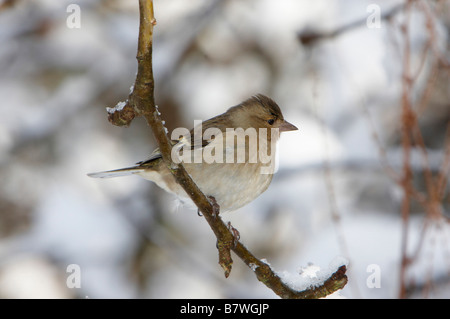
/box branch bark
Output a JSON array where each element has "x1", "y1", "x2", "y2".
[{"x1": 106, "y1": 0, "x2": 348, "y2": 298}]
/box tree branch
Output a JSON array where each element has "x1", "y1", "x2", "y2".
[
  {"x1": 297, "y1": 3, "x2": 406, "y2": 46},
  {"x1": 106, "y1": 0, "x2": 348, "y2": 298}
]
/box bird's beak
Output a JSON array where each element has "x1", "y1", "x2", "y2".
[{"x1": 278, "y1": 120, "x2": 298, "y2": 132}]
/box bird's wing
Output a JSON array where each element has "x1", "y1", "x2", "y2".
[
  {"x1": 135, "y1": 139, "x2": 180, "y2": 167},
  {"x1": 137, "y1": 115, "x2": 231, "y2": 166},
  {"x1": 188, "y1": 114, "x2": 230, "y2": 150},
  {"x1": 135, "y1": 148, "x2": 163, "y2": 166}
]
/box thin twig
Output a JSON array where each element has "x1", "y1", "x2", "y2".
[
  {"x1": 298, "y1": 2, "x2": 406, "y2": 46},
  {"x1": 398, "y1": 0, "x2": 414, "y2": 299}
]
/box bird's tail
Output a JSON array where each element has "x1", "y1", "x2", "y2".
[{"x1": 87, "y1": 166, "x2": 145, "y2": 178}]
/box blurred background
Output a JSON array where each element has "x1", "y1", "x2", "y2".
[{"x1": 0, "y1": 0, "x2": 449, "y2": 298}]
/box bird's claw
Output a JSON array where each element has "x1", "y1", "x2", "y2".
[{"x1": 207, "y1": 196, "x2": 220, "y2": 218}]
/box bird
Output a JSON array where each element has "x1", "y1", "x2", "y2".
[{"x1": 88, "y1": 94, "x2": 298, "y2": 213}]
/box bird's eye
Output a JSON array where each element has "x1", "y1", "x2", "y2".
[{"x1": 267, "y1": 119, "x2": 275, "y2": 125}]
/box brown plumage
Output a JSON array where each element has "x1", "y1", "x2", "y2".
[{"x1": 88, "y1": 94, "x2": 297, "y2": 212}]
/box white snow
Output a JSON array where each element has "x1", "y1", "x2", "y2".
[
  {"x1": 248, "y1": 263, "x2": 259, "y2": 272},
  {"x1": 106, "y1": 100, "x2": 127, "y2": 114},
  {"x1": 276, "y1": 256, "x2": 348, "y2": 293}
]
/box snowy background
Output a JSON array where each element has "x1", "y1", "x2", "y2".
[{"x1": 0, "y1": 0, "x2": 449, "y2": 298}]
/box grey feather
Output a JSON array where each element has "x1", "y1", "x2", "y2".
[{"x1": 87, "y1": 167, "x2": 144, "y2": 178}]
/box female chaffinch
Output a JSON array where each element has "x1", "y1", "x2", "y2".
[{"x1": 89, "y1": 94, "x2": 297, "y2": 212}]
